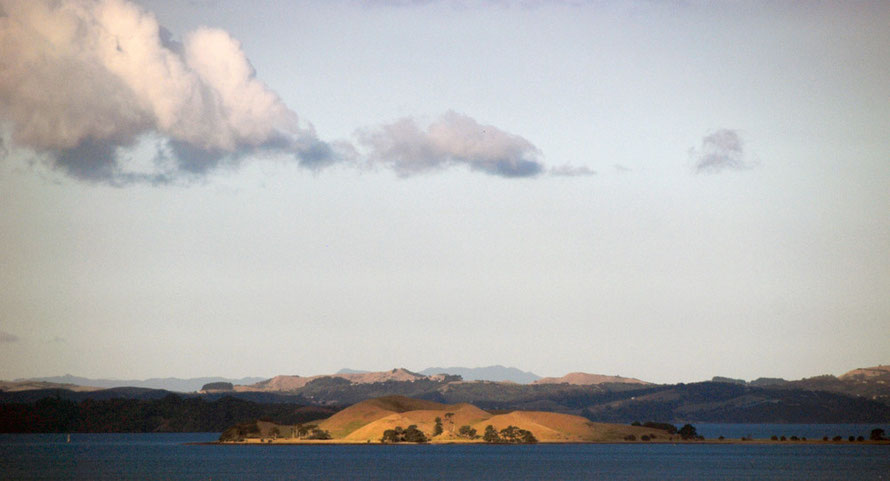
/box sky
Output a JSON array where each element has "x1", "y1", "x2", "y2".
[{"x1": 1, "y1": 0, "x2": 888, "y2": 385}]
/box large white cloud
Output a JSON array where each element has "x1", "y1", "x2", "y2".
[{"x1": 0, "y1": 0, "x2": 330, "y2": 182}]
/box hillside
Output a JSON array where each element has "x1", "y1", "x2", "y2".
[
  {"x1": 235, "y1": 368, "x2": 435, "y2": 393},
  {"x1": 533, "y1": 372, "x2": 650, "y2": 386},
  {"x1": 0, "y1": 394, "x2": 336, "y2": 433},
  {"x1": 220, "y1": 395, "x2": 671, "y2": 443},
  {"x1": 419, "y1": 366, "x2": 541, "y2": 384}
]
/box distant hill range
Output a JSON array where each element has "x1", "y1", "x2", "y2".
[
  {"x1": 225, "y1": 369, "x2": 451, "y2": 393},
  {"x1": 533, "y1": 372, "x2": 649, "y2": 386},
  {"x1": 4, "y1": 365, "x2": 890, "y2": 426},
  {"x1": 418, "y1": 365, "x2": 541, "y2": 384},
  {"x1": 11, "y1": 375, "x2": 266, "y2": 393}
]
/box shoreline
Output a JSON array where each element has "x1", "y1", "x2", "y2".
[{"x1": 193, "y1": 439, "x2": 890, "y2": 446}]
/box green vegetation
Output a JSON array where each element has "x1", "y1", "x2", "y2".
[
  {"x1": 305, "y1": 426, "x2": 332, "y2": 440},
  {"x1": 481, "y1": 424, "x2": 537, "y2": 444},
  {"x1": 219, "y1": 421, "x2": 260, "y2": 441},
  {"x1": 0, "y1": 394, "x2": 335, "y2": 433},
  {"x1": 380, "y1": 425, "x2": 428, "y2": 443},
  {"x1": 678, "y1": 424, "x2": 701, "y2": 440},
  {"x1": 642, "y1": 421, "x2": 677, "y2": 434},
  {"x1": 433, "y1": 417, "x2": 443, "y2": 436},
  {"x1": 870, "y1": 428, "x2": 885, "y2": 441},
  {"x1": 457, "y1": 425, "x2": 478, "y2": 439},
  {"x1": 200, "y1": 382, "x2": 234, "y2": 391}
]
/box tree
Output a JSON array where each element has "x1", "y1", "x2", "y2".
[
  {"x1": 270, "y1": 427, "x2": 280, "y2": 439},
  {"x1": 381, "y1": 429, "x2": 399, "y2": 443},
  {"x1": 306, "y1": 428, "x2": 331, "y2": 440},
  {"x1": 404, "y1": 425, "x2": 428, "y2": 443},
  {"x1": 380, "y1": 425, "x2": 427, "y2": 443},
  {"x1": 521, "y1": 429, "x2": 538, "y2": 444},
  {"x1": 870, "y1": 428, "x2": 885, "y2": 441},
  {"x1": 494, "y1": 425, "x2": 537, "y2": 444},
  {"x1": 444, "y1": 412, "x2": 455, "y2": 433},
  {"x1": 458, "y1": 425, "x2": 478, "y2": 439},
  {"x1": 678, "y1": 424, "x2": 699, "y2": 440},
  {"x1": 433, "y1": 417, "x2": 443, "y2": 436},
  {"x1": 483, "y1": 425, "x2": 500, "y2": 443}
]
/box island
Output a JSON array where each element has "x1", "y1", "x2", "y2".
[{"x1": 217, "y1": 395, "x2": 677, "y2": 444}]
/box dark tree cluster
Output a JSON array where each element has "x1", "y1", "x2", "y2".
[
  {"x1": 380, "y1": 425, "x2": 428, "y2": 443},
  {"x1": 295, "y1": 424, "x2": 331, "y2": 440},
  {"x1": 678, "y1": 424, "x2": 702, "y2": 440},
  {"x1": 0, "y1": 395, "x2": 333, "y2": 433},
  {"x1": 219, "y1": 421, "x2": 260, "y2": 441},
  {"x1": 457, "y1": 425, "x2": 478, "y2": 439},
  {"x1": 482, "y1": 425, "x2": 537, "y2": 444}
]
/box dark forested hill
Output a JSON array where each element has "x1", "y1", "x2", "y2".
[{"x1": 0, "y1": 394, "x2": 336, "y2": 433}]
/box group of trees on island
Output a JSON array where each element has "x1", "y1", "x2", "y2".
[
  {"x1": 379, "y1": 423, "x2": 536, "y2": 444},
  {"x1": 627, "y1": 421, "x2": 701, "y2": 441},
  {"x1": 380, "y1": 425, "x2": 428, "y2": 443},
  {"x1": 482, "y1": 425, "x2": 538, "y2": 444},
  {"x1": 218, "y1": 422, "x2": 331, "y2": 442}
]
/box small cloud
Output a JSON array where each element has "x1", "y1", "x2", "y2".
[
  {"x1": 549, "y1": 164, "x2": 596, "y2": 177},
  {"x1": 0, "y1": 330, "x2": 19, "y2": 343},
  {"x1": 358, "y1": 111, "x2": 544, "y2": 178},
  {"x1": 613, "y1": 164, "x2": 632, "y2": 173},
  {"x1": 690, "y1": 129, "x2": 755, "y2": 174}
]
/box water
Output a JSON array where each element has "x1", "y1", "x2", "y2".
[
  {"x1": 694, "y1": 423, "x2": 890, "y2": 440},
  {"x1": 1, "y1": 432, "x2": 888, "y2": 480}
]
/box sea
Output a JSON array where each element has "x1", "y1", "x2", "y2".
[{"x1": 1, "y1": 425, "x2": 888, "y2": 481}]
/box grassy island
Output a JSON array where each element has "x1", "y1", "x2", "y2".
[{"x1": 217, "y1": 395, "x2": 675, "y2": 444}]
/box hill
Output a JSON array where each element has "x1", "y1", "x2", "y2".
[
  {"x1": 0, "y1": 394, "x2": 336, "y2": 433},
  {"x1": 533, "y1": 372, "x2": 650, "y2": 386},
  {"x1": 220, "y1": 395, "x2": 671, "y2": 443},
  {"x1": 236, "y1": 368, "x2": 434, "y2": 393},
  {"x1": 13, "y1": 375, "x2": 265, "y2": 393},
  {"x1": 419, "y1": 366, "x2": 541, "y2": 384}
]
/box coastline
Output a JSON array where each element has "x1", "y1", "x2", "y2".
[{"x1": 195, "y1": 439, "x2": 890, "y2": 446}]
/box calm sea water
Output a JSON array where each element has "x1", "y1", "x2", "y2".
[
  {"x1": 695, "y1": 423, "x2": 890, "y2": 440},
  {"x1": 1, "y1": 431, "x2": 888, "y2": 481}
]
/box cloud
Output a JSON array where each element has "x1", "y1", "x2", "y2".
[
  {"x1": 613, "y1": 164, "x2": 632, "y2": 173},
  {"x1": 0, "y1": 0, "x2": 342, "y2": 183},
  {"x1": 0, "y1": 330, "x2": 19, "y2": 343},
  {"x1": 549, "y1": 164, "x2": 595, "y2": 177},
  {"x1": 358, "y1": 111, "x2": 544, "y2": 178},
  {"x1": 0, "y1": 0, "x2": 561, "y2": 183},
  {"x1": 690, "y1": 129, "x2": 755, "y2": 173}
]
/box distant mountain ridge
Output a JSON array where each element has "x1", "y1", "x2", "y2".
[
  {"x1": 533, "y1": 372, "x2": 650, "y2": 386},
  {"x1": 15, "y1": 375, "x2": 266, "y2": 393},
  {"x1": 237, "y1": 368, "x2": 439, "y2": 393},
  {"x1": 4, "y1": 364, "x2": 890, "y2": 426},
  {"x1": 418, "y1": 365, "x2": 541, "y2": 384}
]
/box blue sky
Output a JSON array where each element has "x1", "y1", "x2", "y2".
[{"x1": 1, "y1": 0, "x2": 888, "y2": 383}]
